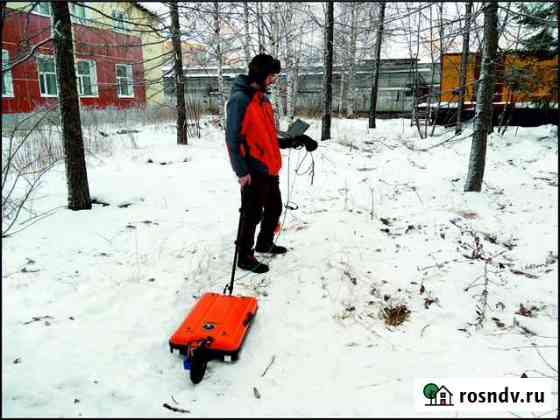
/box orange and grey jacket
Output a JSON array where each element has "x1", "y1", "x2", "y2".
[{"x1": 225, "y1": 75, "x2": 282, "y2": 177}]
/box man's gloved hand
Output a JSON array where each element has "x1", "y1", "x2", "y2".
[
  {"x1": 278, "y1": 136, "x2": 298, "y2": 149},
  {"x1": 278, "y1": 134, "x2": 318, "y2": 152},
  {"x1": 292, "y1": 134, "x2": 318, "y2": 152}
]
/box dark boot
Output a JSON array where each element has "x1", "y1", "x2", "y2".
[
  {"x1": 237, "y1": 253, "x2": 269, "y2": 273},
  {"x1": 255, "y1": 242, "x2": 288, "y2": 254}
]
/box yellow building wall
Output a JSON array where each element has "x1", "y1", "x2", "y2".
[
  {"x1": 440, "y1": 53, "x2": 478, "y2": 103},
  {"x1": 502, "y1": 54, "x2": 558, "y2": 104},
  {"x1": 441, "y1": 52, "x2": 558, "y2": 105},
  {"x1": 5, "y1": 1, "x2": 165, "y2": 106}
]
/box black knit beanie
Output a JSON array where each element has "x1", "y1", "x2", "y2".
[{"x1": 248, "y1": 54, "x2": 281, "y2": 86}]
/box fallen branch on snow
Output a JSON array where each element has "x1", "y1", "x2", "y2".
[
  {"x1": 23, "y1": 315, "x2": 54, "y2": 325},
  {"x1": 532, "y1": 176, "x2": 558, "y2": 187},
  {"x1": 509, "y1": 268, "x2": 539, "y2": 279},
  {"x1": 402, "y1": 131, "x2": 472, "y2": 152},
  {"x1": 261, "y1": 355, "x2": 276, "y2": 377},
  {"x1": 162, "y1": 403, "x2": 190, "y2": 413}
]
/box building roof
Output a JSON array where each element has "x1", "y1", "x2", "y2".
[
  {"x1": 133, "y1": 2, "x2": 160, "y2": 21},
  {"x1": 443, "y1": 50, "x2": 558, "y2": 59}
]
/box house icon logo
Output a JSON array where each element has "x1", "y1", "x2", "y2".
[{"x1": 423, "y1": 383, "x2": 454, "y2": 406}]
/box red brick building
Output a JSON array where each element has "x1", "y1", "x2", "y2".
[{"x1": 2, "y1": 2, "x2": 159, "y2": 115}]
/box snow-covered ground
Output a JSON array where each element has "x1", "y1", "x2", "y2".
[{"x1": 2, "y1": 117, "x2": 558, "y2": 417}]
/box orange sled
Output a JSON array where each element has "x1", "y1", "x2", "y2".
[
  {"x1": 169, "y1": 292, "x2": 258, "y2": 383},
  {"x1": 169, "y1": 193, "x2": 259, "y2": 384}
]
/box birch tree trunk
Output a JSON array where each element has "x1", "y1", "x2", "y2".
[
  {"x1": 404, "y1": 3, "x2": 422, "y2": 133},
  {"x1": 464, "y1": 1, "x2": 498, "y2": 192},
  {"x1": 492, "y1": 1, "x2": 510, "y2": 133},
  {"x1": 413, "y1": 10, "x2": 422, "y2": 136},
  {"x1": 338, "y1": 71, "x2": 346, "y2": 114},
  {"x1": 243, "y1": 1, "x2": 251, "y2": 66},
  {"x1": 404, "y1": 4, "x2": 415, "y2": 127},
  {"x1": 337, "y1": 4, "x2": 349, "y2": 116},
  {"x1": 51, "y1": 1, "x2": 91, "y2": 210},
  {"x1": 346, "y1": 2, "x2": 359, "y2": 117},
  {"x1": 430, "y1": 2, "x2": 445, "y2": 136},
  {"x1": 455, "y1": 0, "x2": 473, "y2": 135},
  {"x1": 256, "y1": 3, "x2": 265, "y2": 53},
  {"x1": 321, "y1": 1, "x2": 334, "y2": 141},
  {"x1": 285, "y1": 4, "x2": 299, "y2": 123},
  {"x1": 270, "y1": 2, "x2": 282, "y2": 128},
  {"x1": 287, "y1": 66, "x2": 300, "y2": 123},
  {"x1": 368, "y1": 1, "x2": 385, "y2": 129},
  {"x1": 426, "y1": 4, "x2": 435, "y2": 136},
  {"x1": 214, "y1": 1, "x2": 225, "y2": 128},
  {"x1": 170, "y1": 2, "x2": 187, "y2": 145}
]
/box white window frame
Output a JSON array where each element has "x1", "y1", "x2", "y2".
[
  {"x1": 30, "y1": 2, "x2": 54, "y2": 37},
  {"x1": 70, "y1": 3, "x2": 89, "y2": 26},
  {"x1": 76, "y1": 59, "x2": 98, "y2": 98},
  {"x1": 112, "y1": 10, "x2": 129, "y2": 34},
  {"x1": 32, "y1": 2, "x2": 52, "y2": 17},
  {"x1": 116, "y1": 64, "x2": 134, "y2": 98},
  {"x1": 2, "y1": 49, "x2": 15, "y2": 98},
  {"x1": 37, "y1": 54, "x2": 58, "y2": 97}
]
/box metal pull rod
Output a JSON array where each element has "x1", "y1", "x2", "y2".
[{"x1": 225, "y1": 187, "x2": 246, "y2": 296}]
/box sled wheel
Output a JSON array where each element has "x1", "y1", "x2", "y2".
[{"x1": 189, "y1": 347, "x2": 208, "y2": 384}]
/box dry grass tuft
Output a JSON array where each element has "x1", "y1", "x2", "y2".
[{"x1": 383, "y1": 304, "x2": 411, "y2": 326}]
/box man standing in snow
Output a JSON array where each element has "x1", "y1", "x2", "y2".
[{"x1": 225, "y1": 54, "x2": 316, "y2": 273}]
